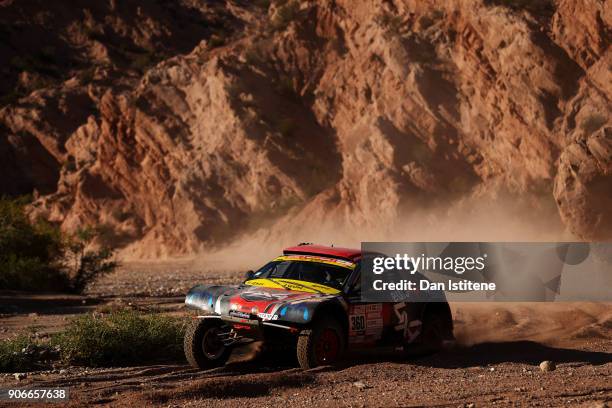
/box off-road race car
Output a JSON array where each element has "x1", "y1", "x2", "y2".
[{"x1": 184, "y1": 244, "x2": 454, "y2": 369}]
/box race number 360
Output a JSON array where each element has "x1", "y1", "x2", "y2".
[{"x1": 350, "y1": 315, "x2": 366, "y2": 331}]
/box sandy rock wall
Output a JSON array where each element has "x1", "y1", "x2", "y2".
[{"x1": 0, "y1": 0, "x2": 609, "y2": 256}]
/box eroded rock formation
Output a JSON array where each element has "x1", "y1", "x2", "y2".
[{"x1": 1, "y1": 0, "x2": 610, "y2": 256}]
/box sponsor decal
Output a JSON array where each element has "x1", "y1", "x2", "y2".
[
  {"x1": 274, "y1": 255, "x2": 356, "y2": 270},
  {"x1": 257, "y1": 312, "x2": 279, "y2": 321},
  {"x1": 367, "y1": 304, "x2": 382, "y2": 313},
  {"x1": 393, "y1": 302, "x2": 422, "y2": 342},
  {"x1": 229, "y1": 310, "x2": 251, "y2": 319},
  {"x1": 366, "y1": 318, "x2": 383, "y2": 328},
  {"x1": 244, "y1": 278, "x2": 341, "y2": 295},
  {"x1": 352, "y1": 305, "x2": 366, "y2": 314},
  {"x1": 240, "y1": 290, "x2": 290, "y2": 302},
  {"x1": 349, "y1": 303, "x2": 384, "y2": 341}
]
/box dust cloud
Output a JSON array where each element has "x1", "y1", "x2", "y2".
[
  {"x1": 192, "y1": 193, "x2": 610, "y2": 347},
  {"x1": 194, "y1": 193, "x2": 568, "y2": 271}
]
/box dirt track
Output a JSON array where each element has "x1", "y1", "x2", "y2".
[{"x1": 0, "y1": 262, "x2": 610, "y2": 407}]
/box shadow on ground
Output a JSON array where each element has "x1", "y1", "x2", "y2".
[
  {"x1": 0, "y1": 291, "x2": 103, "y2": 315},
  {"x1": 218, "y1": 340, "x2": 612, "y2": 374},
  {"x1": 417, "y1": 340, "x2": 612, "y2": 368}
]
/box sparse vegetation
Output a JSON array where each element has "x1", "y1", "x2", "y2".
[
  {"x1": 55, "y1": 310, "x2": 186, "y2": 367},
  {"x1": 62, "y1": 228, "x2": 118, "y2": 294},
  {"x1": 0, "y1": 335, "x2": 53, "y2": 372},
  {"x1": 0, "y1": 196, "x2": 67, "y2": 291},
  {"x1": 0, "y1": 197, "x2": 118, "y2": 293},
  {"x1": 0, "y1": 311, "x2": 186, "y2": 372},
  {"x1": 580, "y1": 113, "x2": 608, "y2": 136}
]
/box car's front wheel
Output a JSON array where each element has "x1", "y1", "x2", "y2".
[
  {"x1": 184, "y1": 318, "x2": 232, "y2": 369},
  {"x1": 297, "y1": 317, "x2": 345, "y2": 369}
]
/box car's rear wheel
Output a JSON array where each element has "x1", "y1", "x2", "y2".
[
  {"x1": 405, "y1": 309, "x2": 453, "y2": 356},
  {"x1": 420, "y1": 313, "x2": 447, "y2": 350},
  {"x1": 297, "y1": 317, "x2": 345, "y2": 369},
  {"x1": 184, "y1": 318, "x2": 232, "y2": 369}
]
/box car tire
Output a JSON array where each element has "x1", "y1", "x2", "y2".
[
  {"x1": 420, "y1": 313, "x2": 447, "y2": 351},
  {"x1": 406, "y1": 310, "x2": 453, "y2": 356},
  {"x1": 297, "y1": 317, "x2": 345, "y2": 369},
  {"x1": 184, "y1": 318, "x2": 232, "y2": 369}
]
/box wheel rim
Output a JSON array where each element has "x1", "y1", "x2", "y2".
[
  {"x1": 315, "y1": 328, "x2": 340, "y2": 365},
  {"x1": 202, "y1": 326, "x2": 225, "y2": 360}
]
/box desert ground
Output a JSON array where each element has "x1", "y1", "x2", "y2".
[
  {"x1": 0, "y1": 261, "x2": 610, "y2": 407},
  {"x1": 1, "y1": 0, "x2": 610, "y2": 406}
]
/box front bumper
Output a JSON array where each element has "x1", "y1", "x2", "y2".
[{"x1": 196, "y1": 314, "x2": 299, "y2": 346}]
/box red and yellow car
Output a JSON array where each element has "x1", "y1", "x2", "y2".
[{"x1": 184, "y1": 244, "x2": 454, "y2": 369}]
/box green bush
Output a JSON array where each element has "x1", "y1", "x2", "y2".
[
  {"x1": 62, "y1": 227, "x2": 118, "y2": 293},
  {"x1": 0, "y1": 311, "x2": 186, "y2": 372},
  {"x1": 0, "y1": 335, "x2": 44, "y2": 372},
  {"x1": 0, "y1": 197, "x2": 67, "y2": 291},
  {"x1": 0, "y1": 197, "x2": 117, "y2": 293},
  {"x1": 54, "y1": 310, "x2": 186, "y2": 367}
]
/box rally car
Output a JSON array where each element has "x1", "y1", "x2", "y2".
[{"x1": 184, "y1": 244, "x2": 454, "y2": 369}]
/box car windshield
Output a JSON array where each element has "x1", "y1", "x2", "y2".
[{"x1": 250, "y1": 257, "x2": 354, "y2": 290}]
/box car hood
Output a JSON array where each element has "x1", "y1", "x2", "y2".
[{"x1": 185, "y1": 283, "x2": 342, "y2": 323}]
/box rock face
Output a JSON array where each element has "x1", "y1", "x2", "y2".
[
  {"x1": 0, "y1": 0, "x2": 610, "y2": 257},
  {"x1": 555, "y1": 127, "x2": 612, "y2": 240}
]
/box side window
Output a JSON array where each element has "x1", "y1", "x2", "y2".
[{"x1": 347, "y1": 265, "x2": 361, "y2": 297}]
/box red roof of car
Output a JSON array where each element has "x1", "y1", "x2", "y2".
[{"x1": 283, "y1": 244, "x2": 362, "y2": 261}]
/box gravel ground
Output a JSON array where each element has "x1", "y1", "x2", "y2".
[{"x1": 0, "y1": 262, "x2": 610, "y2": 407}]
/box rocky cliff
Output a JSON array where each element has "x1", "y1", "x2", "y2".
[{"x1": 1, "y1": 0, "x2": 610, "y2": 257}]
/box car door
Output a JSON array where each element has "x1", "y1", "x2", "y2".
[
  {"x1": 344, "y1": 264, "x2": 399, "y2": 348},
  {"x1": 345, "y1": 262, "x2": 424, "y2": 348}
]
